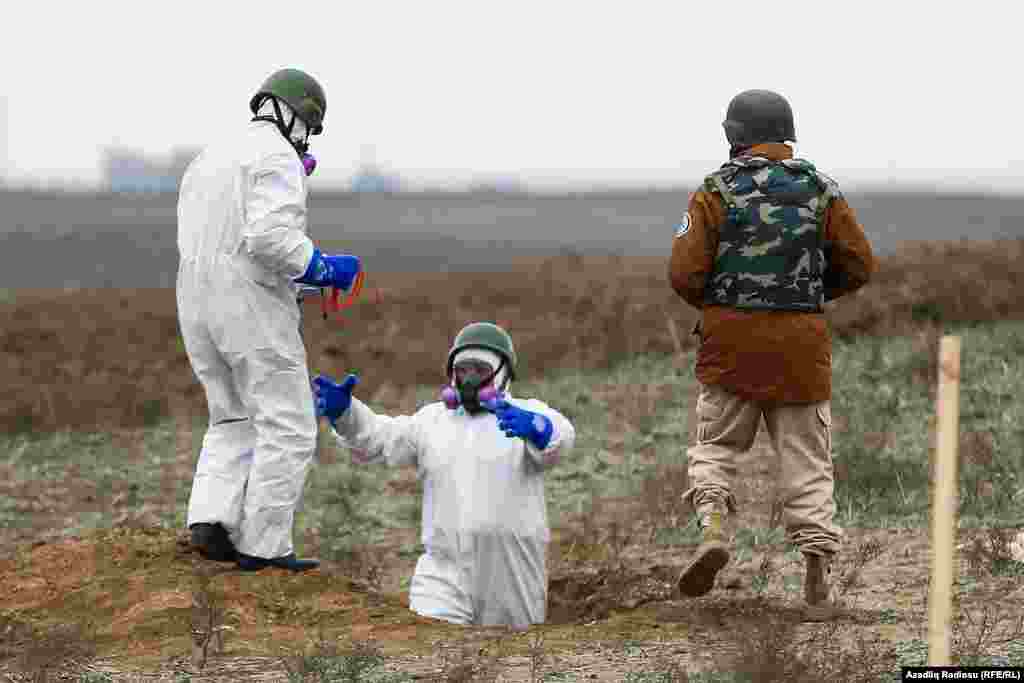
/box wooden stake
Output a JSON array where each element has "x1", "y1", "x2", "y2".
[{"x1": 928, "y1": 335, "x2": 961, "y2": 666}]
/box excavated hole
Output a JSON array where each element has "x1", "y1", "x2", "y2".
[{"x1": 546, "y1": 564, "x2": 677, "y2": 624}]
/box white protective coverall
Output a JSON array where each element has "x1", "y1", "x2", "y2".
[
  {"x1": 329, "y1": 381, "x2": 575, "y2": 629},
  {"x1": 176, "y1": 101, "x2": 318, "y2": 559}
]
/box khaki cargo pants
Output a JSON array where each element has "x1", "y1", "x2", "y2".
[{"x1": 681, "y1": 382, "x2": 841, "y2": 556}]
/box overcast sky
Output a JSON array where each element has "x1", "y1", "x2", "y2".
[{"x1": 2, "y1": 1, "x2": 1021, "y2": 193}]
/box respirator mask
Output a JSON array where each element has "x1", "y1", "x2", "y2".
[
  {"x1": 440, "y1": 350, "x2": 508, "y2": 414},
  {"x1": 253, "y1": 97, "x2": 317, "y2": 176}
]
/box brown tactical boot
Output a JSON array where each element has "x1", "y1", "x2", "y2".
[
  {"x1": 677, "y1": 509, "x2": 730, "y2": 598},
  {"x1": 803, "y1": 552, "x2": 839, "y2": 621}
]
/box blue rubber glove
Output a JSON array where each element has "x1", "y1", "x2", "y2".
[
  {"x1": 491, "y1": 400, "x2": 554, "y2": 450},
  {"x1": 295, "y1": 248, "x2": 362, "y2": 291},
  {"x1": 312, "y1": 374, "x2": 359, "y2": 425}
]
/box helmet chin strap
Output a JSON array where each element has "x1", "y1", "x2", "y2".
[{"x1": 252, "y1": 96, "x2": 310, "y2": 155}]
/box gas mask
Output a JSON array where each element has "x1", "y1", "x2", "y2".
[
  {"x1": 254, "y1": 97, "x2": 317, "y2": 176},
  {"x1": 441, "y1": 350, "x2": 508, "y2": 414}
]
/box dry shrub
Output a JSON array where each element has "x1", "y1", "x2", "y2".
[
  {"x1": 0, "y1": 288, "x2": 187, "y2": 434},
  {"x1": 720, "y1": 613, "x2": 896, "y2": 682},
  {"x1": 961, "y1": 430, "x2": 996, "y2": 469},
  {"x1": 728, "y1": 615, "x2": 815, "y2": 682},
  {"x1": 827, "y1": 237, "x2": 1024, "y2": 339},
  {"x1": 433, "y1": 634, "x2": 505, "y2": 683},
  {"x1": 964, "y1": 527, "x2": 1024, "y2": 578},
  {"x1": 1, "y1": 619, "x2": 97, "y2": 677},
  {"x1": 907, "y1": 323, "x2": 943, "y2": 389},
  {"x1": 961, "y1": 430, "x2": 999, "y2": 505},
  {"x1": 836, "y1": 536, "x2": 886, "y2": 597},
  {"x1": 282, "y1": 637, "x2": 397, "y2": 682},
  {"x1": 951, "y1": 602, "x2": 1024, "y2": 666},
  {"x1": 639, "y1": 462, "x2": 691, "y2": 539}
]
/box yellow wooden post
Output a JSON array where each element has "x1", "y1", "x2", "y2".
[{"x1": 928, "y1": 335, "x2": 961, "y2": 666}]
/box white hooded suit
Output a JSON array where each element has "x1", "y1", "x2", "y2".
[{"x1": 176, "y1": 113, "x2": 318, "y2": 559}]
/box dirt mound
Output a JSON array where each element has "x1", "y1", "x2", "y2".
[
  {"x1": 1, "y1": 528, "x2": 707, "y2": 679},
  {"x1": 0, "y1": 527, "x2": 450, "y2": 675}
]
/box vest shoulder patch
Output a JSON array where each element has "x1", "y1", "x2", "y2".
[{"x1": 674, "y1": 212, "x2": 692, "y2": 238}]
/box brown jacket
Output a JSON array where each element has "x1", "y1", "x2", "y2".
[{"x1": 668, "y1": 143, "x2": 877, "y2": 403}]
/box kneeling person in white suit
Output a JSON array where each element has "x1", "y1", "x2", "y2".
[{"x1": 312, "y1": 322, "x2": 575, "y2": 629}]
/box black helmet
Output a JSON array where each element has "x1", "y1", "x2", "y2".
[{"x1": 722, "y1": 89, "x2": 796, "y2": 148}]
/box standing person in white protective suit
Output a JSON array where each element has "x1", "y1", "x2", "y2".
[
  {"x1": 312, "y1": 322, "x2": 576, "y2": 628},
  {"x1": 177, "y1": 68, "x2": 362, "y2": 572}
]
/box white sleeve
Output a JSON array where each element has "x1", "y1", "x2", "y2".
[
  {"x1": 519, "y1": 399, "x2": 575, "y2": 471},
  {"x1": 242, "y1": 150, "x2": 316, "y2": 279},
  {"x1": 328, "y1": 397, "x2": 423, "y2": 467}
]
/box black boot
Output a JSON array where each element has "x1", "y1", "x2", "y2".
[
  {"x1": 189, "y1": 523, "x2": 238, "y2": 562},
  {"x1": 237, "y1": 552, "x2": 320, "y2": 572}
]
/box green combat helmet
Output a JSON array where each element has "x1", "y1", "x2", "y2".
[
  {"x1": 722, "y1": 89, "x2": 796, "y2": 148},
  {"x1": 446, "y1": 322, "x2": 518, "y2": 381},
  {"x1": 249, "y1": 68, "x2": 327, "y2": 135}
]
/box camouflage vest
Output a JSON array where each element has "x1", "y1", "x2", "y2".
[{"x1": 702, "y1": 156, "x2": 839, "y2": 313}]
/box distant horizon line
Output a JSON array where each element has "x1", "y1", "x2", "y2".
[
  {"x1": 2, "y1": 181, "x2": 1022, "y2": 200},
  {"x1": 3, "y1": 166, "x2": 1021, "y2": 197}
]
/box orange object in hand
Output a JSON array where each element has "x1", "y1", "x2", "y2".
[{"x1": 321, "y1": 270, "x2": 366, "y2": 321}]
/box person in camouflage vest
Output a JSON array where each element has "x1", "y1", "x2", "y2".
[
  {"x1": 668, "y1": 89, "x2": 877, "y2": 619},
  {"x1": 702, "y1": 156, "x2": 838, "y2": 312}
]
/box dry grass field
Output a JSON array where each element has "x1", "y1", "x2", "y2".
[
  {"x1": 4, "y1": 238, "x2": 1023, "y2": 436},
  {"x1": 2, "y1": 239, "x2": 1024, "y2": 680}
]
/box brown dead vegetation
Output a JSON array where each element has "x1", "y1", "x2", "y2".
[{"x1": 3, "y1": 238, "x2": 1023, "y2": 435}]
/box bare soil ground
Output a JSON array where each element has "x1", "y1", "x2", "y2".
[{"x1": 3, "y1": 426, "x2": 1020, "y2": 681}]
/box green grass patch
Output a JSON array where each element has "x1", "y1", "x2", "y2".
[
  {"x1": 283, "y1": 645, "x2": 416, "y2": 683},
  {"x1": 831, "y1": 320, "x2": 1024, "y2": 528},
  {"x1": 4, "y1": 320, "x2": 1022, "y2": 563},
  {"x1": 521, "y1": 353, "x2": 694, "y2": 526},
  {"x1": 0, "y1": 418, "x2": 201, "y2": 540}
]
